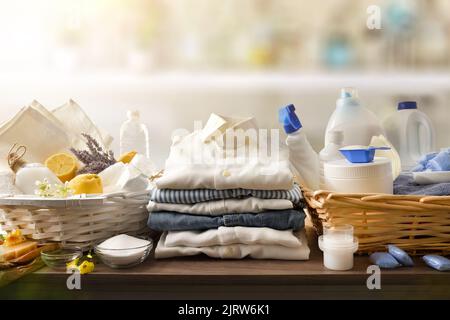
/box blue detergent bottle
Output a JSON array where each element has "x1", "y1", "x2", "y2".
[{"x1": 279, "y1": 104, "x2": 319, "y2": 190}]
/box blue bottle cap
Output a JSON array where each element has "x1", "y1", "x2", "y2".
[
  {"x1": 398, "y1": 101, "x2": 417, "y2": 110},
  {"x1": 278, "y1": 104, "x2": 302, "y2": 134}
]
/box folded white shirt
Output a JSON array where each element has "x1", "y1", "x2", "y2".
[
  {"x1": 155, "y1": 230, "x2": 310, "y2": 260},
  {"x1": 164, "y1": 226, "x2": 301, "y2": 248},
  {"x1": 156, "y1": 113, "x2": 294, "y2": 190},
  {"x1": 147, "y1": 198, "x2": 293, "y2": 215}
]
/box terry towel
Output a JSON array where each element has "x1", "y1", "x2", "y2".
[{"x1": 394, "y1": 174, "x2": 450, "y2": 196}]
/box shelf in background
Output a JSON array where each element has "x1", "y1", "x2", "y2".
[
  {"x1": 1, "y1": 71, "x2": 450, "y2": 93},
  {"x1": 3, "y1": 227, "x2": 450, "y2": 300}
]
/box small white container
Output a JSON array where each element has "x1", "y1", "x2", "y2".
[
  {"x1": 324, "y1": 157, "x2": 393, "y2": 194},
  {"x1": 318, "y1": 224, "x2": 359, "y2": 271}
]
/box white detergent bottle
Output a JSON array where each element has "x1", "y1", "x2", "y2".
[
  {"x1": 120, "y1": 110, "x2": 150, "y2": 158},
  {"x1": 325, "y1": 88, "x2": 385, "y2": 147},
  {"x1": 279, "y1": 104, "x2": 319, "y2": 190},
  {"x1": 383, "y1": 101, "x2": 435, "y2": 171},
  {"x1": 319, "y1": 130, "x2": 344, "y2": 189}
]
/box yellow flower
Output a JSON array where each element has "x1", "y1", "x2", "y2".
[
  {"x1": 66, "y1": 257, "x2": 94, "y2": 275},
  {"x1": 4, "y1": 229, "x2": 25, "y2": 247},
  {"x1": 66, "y1": 258, "x2": 79, "y2": 270},
  {"x1": 78, "y1": 261, "x2": 95, "y2": 275}
]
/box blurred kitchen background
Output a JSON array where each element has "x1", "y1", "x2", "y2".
[{"x1": 0, "y1": 0, "x2": 449, "y2": 166}]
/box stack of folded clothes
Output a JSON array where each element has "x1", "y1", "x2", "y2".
[{"x1": 147, "y1": 114, "x2": 310, "y2": 260}]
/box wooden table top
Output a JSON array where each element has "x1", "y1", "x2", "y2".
[{"x1": 3, "y1": 228, "x2": 450, "y2": 299}]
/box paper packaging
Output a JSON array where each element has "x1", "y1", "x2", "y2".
[
  {"x1": 52, "y1": 99, "x2": 113, "y2": 149},
  {"x1": 0, "y1": 100, "x2": 112, "y2": 171},
  {"x1": 0, "y1": 106, "x2": 72, "y2": 171}
]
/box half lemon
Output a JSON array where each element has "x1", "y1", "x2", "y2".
[{"x1": 45, "y1": 153, "x2": 78, "y2": 182}]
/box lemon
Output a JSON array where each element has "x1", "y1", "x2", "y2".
[
  {"x1": 45, "y1": 153, "x2": 78, "y2": 182},
  {"x1": 118, "y1": 150, "x2": 137, "y2": 164},
  {"x1": 68, "y1": 174, "x2": 103, "y2": 195}
]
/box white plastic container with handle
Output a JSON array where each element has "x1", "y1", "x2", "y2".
[
  {"x1": 279, "y1": 104, "x2": 320, "y2": 190},
  {"x1": 319, "y1": 130, "x2": 344, "y2": 189},
  {"x1": 120, "y1": 110, "x2": 150, "y2": 158},
  {"x1": 325, "y1": 88, "x2": 385, "y2": 147},
  {"x1": 383, "y1": 101, "x2": 435, "y2": 171}
]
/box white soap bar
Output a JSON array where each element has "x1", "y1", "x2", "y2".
[
  {"x1": 15, "y1": 163, "x2": 62, "y2": 195},
  {"x1": 99, "y1": 162, "x2": 127, "y2": 193},
  {"x1": 129, "y1": 154, "x2": 157, "y2": 177},
  {"x1": 99, "y1": 162, "x2": 149, "y2": 193}
]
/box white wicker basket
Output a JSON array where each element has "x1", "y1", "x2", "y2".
[{"x1": 0, "y1": 190, "x2": 150, "y2": 248}]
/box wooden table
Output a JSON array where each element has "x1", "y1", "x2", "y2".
[{"x1": 2, "y1": 229, "x2": 450, "y2": 300}]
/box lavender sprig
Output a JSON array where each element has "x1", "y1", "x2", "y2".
[{"x1": 70, "y1": 133, "x2": 116, "y2": 174}]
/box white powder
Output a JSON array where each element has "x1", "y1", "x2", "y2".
[
  {"x1": 99, "y1": 234, "x2": 150, "y2": 250},
  {"x1": 97, "y1": 234, "x2": 152, "y2": 266}
]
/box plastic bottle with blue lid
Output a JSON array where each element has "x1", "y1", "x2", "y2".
[
  {"x1": 279, "y1": 104, "x2": 319, "y2": 190},
  {"x1": 325, "y1": 88, "x2": 385, "y2": 147},
  {"x1": 383, "y1": 101, "x2": 435, "y2": 171}
]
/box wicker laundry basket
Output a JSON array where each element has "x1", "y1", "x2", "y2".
[
  {"x1": 303, "y1": 188, "x2": 450, "y2": 255},
  {"x1": 0, "y1": 190, "x2": 150, "y2": 248}
]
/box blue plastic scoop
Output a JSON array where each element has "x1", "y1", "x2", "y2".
[{"x1": 339, "y1": 146, "x2": 391, "y2": 163}]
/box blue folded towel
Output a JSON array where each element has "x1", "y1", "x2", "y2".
[
  {"x1": 413, "y1": 149, "x2": 450, "y2": 172},
  {"x1": 394, "y1": 174, "x2": 450, "y2": 196}
]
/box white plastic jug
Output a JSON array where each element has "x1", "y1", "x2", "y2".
[
  {"x1": 120, "y1": 110, "x2": 150, "y2": 158},
  {"x1": 325, "y1": 88, "x2": 385, "y2": 147},
  {"x1": 279, "y1": 104, "x2": 320, "y2": 190},
  {"x1": 319, "y1": 130, "x2": 344, "y2": 189},
  {"x1": 383, "y1": 101, "x2": 435, "y2": 171}
]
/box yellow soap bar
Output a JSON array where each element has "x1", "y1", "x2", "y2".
[{"x1": 0, "y1": 241, "x2": 38, "y2": 262}]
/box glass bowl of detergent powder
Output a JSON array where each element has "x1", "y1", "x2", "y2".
[{"x1": 94, "y1": 234, "x2": 153, "y2": 269}]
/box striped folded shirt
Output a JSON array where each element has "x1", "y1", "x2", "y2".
[{"x1": 150, "y1": 184, "x2": 303, "y2": 205}]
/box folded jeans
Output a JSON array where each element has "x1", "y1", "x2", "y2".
[{"x1": 148, "y1": 209, "x2": 305, "y2": 231}]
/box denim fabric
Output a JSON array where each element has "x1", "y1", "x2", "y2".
[{"x1": 148, "y1": 209, "x2": 305, "y2": 231}]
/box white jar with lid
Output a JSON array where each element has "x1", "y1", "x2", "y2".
[
  {"x1": 324, "y1": 157, "x2": 393, "y2": 194},
  {"x1": 318, "y1": 224, "x2": 359, "y2": 271}
]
